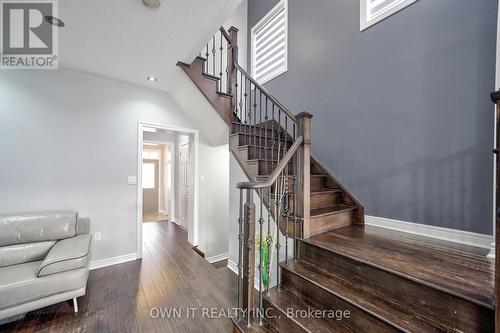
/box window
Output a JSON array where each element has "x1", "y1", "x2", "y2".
[
  {"x1": 360, "y1": 0, "x2": 418, "y2": 31},
  {"x1": 142, "y1": 162, "x2": 156, "y2": 189},
  {"x1": 143, "y1": 150, "x2": 160, "y2": 160},
  {"x1": 251, "y1": 0, "x2": 288, "y2": 84}
]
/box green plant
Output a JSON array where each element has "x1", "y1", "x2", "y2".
[{"x1": 256, "y1": 232, "x2": 273, "y2": 288}]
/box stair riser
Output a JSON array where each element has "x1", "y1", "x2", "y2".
[
  {"x1": 280, "y1": 267, "x2": 400, "y2": 333},
  {"x1": 310, "y1": 211, "x2": 354, "y2": 236},
  {"x1": 298, "y1": 241, "x2": 495, "y2": 333},
  {"x1": 231, "y1": 134, "x2": 293, "y2": 149},
  {"x1": 310, "y1": 176, "x2": 327, "y2": 192},
  {"x1": 242, "y1": 147, "x2": 286, "y2": 160},
  {"x1": 310, "y1": 192, "x2": 340, "y2": 210},
  {"x1": 232, "y1": 124, "x2": 288, "y2": 139},
  {"x1": 247, "y1": 161, "x2": 294, "y2": 176}
]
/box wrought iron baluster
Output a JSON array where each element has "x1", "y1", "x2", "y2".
[
  {"x1": 219, "y1": 32, "x2": 223, "y2": 92},
  {"x1": 266, "y1": 186, "x2": 271, "y2": 296},
  {"x1": 292, "y1": 123, "x2": 297, "y2": 259},
  {"x1": 278, "y1": 109, "x2": 282, "y2": 163},
  {"x1": 284, "y1": 116, "x2": 289, "y2": 264},
  {"x1": 239, "y1": 72, "x2": 243, "y2": 122},
  {"x1": 244, "y1": 78, "x2": 248, "y2": 125},
  {"x1": 234, "y1": 69, "x2": 239, "y2": 123},
  {"x1": 259, "y1": 92, "x2": 263, "y2": 160},
  {"x1": 258, "y1": 191, "x2": 264, "y2": 326},
  {"x1": 237, "y1": 189, "x2": 243, "y2": 320},
  {"x1": 275, "y1": 158, "x2": 281, "y2": 289},
  {"x1": 253, "y1": 85, "x2": 262, "y2": 147},
  {"x1": 212, "y1": 35, "x2": 216, "y2": 77},
  {"x1": 205, "y1": 43, "x2": 209, "y2": 73}
]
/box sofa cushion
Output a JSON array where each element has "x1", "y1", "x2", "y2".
[
  {"x1": 0, "y1": 211, "x2": 77, "y2": 246},
  {"x1": 0, "y1": 241, "x2": 56, "y2": 268},
  {"x1": 37, "y1": 234, "x2": 91, "y2": 277},
  {"x1": 0, "y1": 261, "x2": 88, "y2": 310}
]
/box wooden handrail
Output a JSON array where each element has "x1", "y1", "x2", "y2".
[
  {"x1": 233, "y1": 62, "x2": 297, "y2": 122},
  {"x1": 219, "y1": 26, "x2": 233, "y2": 45},
  {"x1": 237, "y1": 136, "x2": 304, "y2": 189}
]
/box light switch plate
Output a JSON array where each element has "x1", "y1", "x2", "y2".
[
  {"x1": 94, "y1": 232, "x2": 101, "y2": 241},
  {"x1": 128, "y1": 176, "x2": 137, "y2": 185},
  {"x1": 200, "y1": 175, "x2": 207, "y2": 183}
]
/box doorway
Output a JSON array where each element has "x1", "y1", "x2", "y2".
[
  {"x1": 137, "y1": 123, "x2": 200, "y2": 259},
  {"x1": 178, "y1": 142, "x2": 189, "y2": 230},
  {"x1": 142, "y1": 142, "x2": 170, "y2": 223}
]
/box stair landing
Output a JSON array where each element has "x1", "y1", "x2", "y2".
[{"x1": 303, "y1": 224, "x2": 494, "y2": 308}]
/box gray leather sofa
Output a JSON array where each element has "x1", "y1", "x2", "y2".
[{"x1": 0, "y1": 211, "x2": 91, "y2": 321}]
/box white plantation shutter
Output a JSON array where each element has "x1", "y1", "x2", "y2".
[
  {"x1": 251, "y1": 1, "x2": 287, "y2": 84},
  {"x1": 361, "y1": 0, "x2": 417, "y2": 31}
]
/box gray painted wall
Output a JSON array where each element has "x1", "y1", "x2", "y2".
[
  {"x1": 0, "y1": 69, "x2": 230, "y2": 262},
  {"x1": 247, "y1": 0, "x2": 497, "y2": 235}
]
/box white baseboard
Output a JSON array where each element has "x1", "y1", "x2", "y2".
[
  {"x1": 487, "y1": 242, "x2": 495, "y2": 258},
  {"x1": 227, "y1": 259, "x2": 238, "y2": 274},
  {"x1": 206, "y1": 253, "x2": 229, "y2": 263},
  {"x1": 90, "y1": 253, "x2": 137, "y2": 270},
  {"x1": 366, "y1": 215, "x2": 493, "y2": 250}
]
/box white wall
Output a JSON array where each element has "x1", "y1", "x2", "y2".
[
  {"x1": 226, "y1": 0, "x2": 250, "y2": 265},
  {"x1": 224, "y1": 0, "x2": 248, "y2": 70},
  {"x1": 0, "y1": 69, "x2": 229, "y2": 263}
]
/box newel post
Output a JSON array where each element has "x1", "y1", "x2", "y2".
[
  {"x1": 242, "y1": 189, "x2": 255, "y2": 315},
  {"x1": 296, "y1": 112, "x2": 313, "y2": 239},
  {"x1": 491, "y1": 90, "x2": 500, "y2": 333},
  {"x1": 227, "y1": 26, "x2": 239, "y2": 101}
]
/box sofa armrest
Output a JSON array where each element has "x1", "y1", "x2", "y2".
[
  {"x1": 37, "y1": 234, "x2": 91, "y2": 277},
  {"x1": 76, "y1": 216, "x2": 90, "y2": 235}
]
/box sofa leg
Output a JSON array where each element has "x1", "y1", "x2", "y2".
[{"x1": 73, "y1": 297, "x2": 78, "y2": 313}]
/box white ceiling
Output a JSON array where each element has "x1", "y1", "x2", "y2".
[{"x1": 58, "y1": 0, "x2": 242, "y2": 92}]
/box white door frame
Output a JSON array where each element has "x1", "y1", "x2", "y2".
[{"x1": 137, "y1": 122, "x2": 200, "y2": 259}]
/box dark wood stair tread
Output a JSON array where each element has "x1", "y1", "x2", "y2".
[
  {"x1": 281, "y1": 260, "x2": 444, "y2": 332},
  {"x1": 230, "y1": 132, "x2": 294, "y2": 141},
  {"x1": 310, "y1": 205, "x2": 356, "y2": 218},
  {"x1": 202, "y1": 72, "x2": 221, "y2": 81},
  {"x1": 304, "y1": 224, "x2": 494, "y2": 308},
  {"x1": 217, "y1": 91, "x2": 232, "y2": 99},
  {"x1": 232, "y1": 318, "x2": 278, "y2": 333},
  {"x1": 264, "y1": 288, "x2": 350, "y2": 333},
  {"x1": 311, "y1": 188, "x2": 341, "y2": 195}
]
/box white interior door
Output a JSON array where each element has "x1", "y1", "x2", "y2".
[
  {"x1": 179, "y1": 143, "x2": 189, "y2": 229},
  {"x1": 143, "y1": 159, "x2": 159, "y2": 215}
]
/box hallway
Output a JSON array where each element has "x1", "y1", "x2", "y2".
[{"x1": 2, "y1": 222, "x2": 237, "y2": 333}]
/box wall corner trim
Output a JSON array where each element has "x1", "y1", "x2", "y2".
[
  {"x1": 206, "y1": 253, "x2": 229, "y2": 263},
  {"x1": 365, "y1": 215, "x2": 493, "y2": 250},
  {"x1": 227, "y1": 259, "x2": 238, "y2": 274},
  {"x1": 90, "y1": 253, "x2": 138, "y2": 270}
]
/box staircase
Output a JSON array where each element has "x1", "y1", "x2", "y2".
[{"x1": 178, "y1": 26, "x2": 495, "y2": 333}]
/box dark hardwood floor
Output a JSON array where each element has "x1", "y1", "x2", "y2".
[{"x1": 1, "y1": 222, "x2": 237, "y2": 333}]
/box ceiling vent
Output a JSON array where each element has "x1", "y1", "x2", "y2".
[{"x1": 143, "y1": 0, "x2": 161, "y2": 8}]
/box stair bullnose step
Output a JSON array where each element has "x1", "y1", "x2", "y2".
[
  {"x1": 231, "y1": 318, "x2": 278, "y2": 333},
  {"x1": 310, "y1": 205, "x2": 356, "y2": 218},
  {"x1": 230, "y1": 132, "x2": 294, "y2": 142},
  {"x1": 203, "y1": 72, "x2": 221, "y2": 81},
  {"x1": 217, "y1": 91, "x2": 233, "y2": 99},
  {"x1": 263, "y1": 288, "x2": 350, "y2": 333},
  {"x1": 280, "y1": 260, "x2": 444, "y2": 333},
  {"x1": 310, "y1": 189, "x2": 342, "y2": 195}
]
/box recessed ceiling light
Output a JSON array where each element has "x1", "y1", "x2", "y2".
[
  {"x1": 147, "y1": 76, "x2": 158, "y2": 82},
  {"x1": 45, "y1": 15, "x2": 65, "y2": 27}
]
